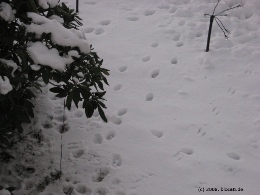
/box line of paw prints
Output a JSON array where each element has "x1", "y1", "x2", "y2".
[{"x1": 62, "y1": 166, "x2": 124, "y2": 195}]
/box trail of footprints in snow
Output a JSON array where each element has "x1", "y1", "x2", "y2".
[
  {"x1": 151, "y1": 42, "x2": 159, "y2": 48},
  {"x1": 173, "y1": 148, "x2": 194, "y2": 161},
  {"x1": 119, "y1": 65, "x2": 127, "y2": 72},
  {"x1": 172, "y1": 148, "x2": 240, "y2": 161},
  {"x1": 63, "y1": 182, "x2": 107, "y2": 195},
  {"x1": 113, "y1": 84, "x2": 122, "y2": 91},
  {"x1": 226, "y1": 152, "x2": 240, "y2": 160},
  {"x1": 83, "y1": 1, "x2": 96, "y2": 5},
  {"x1": 171, "y1": 57, "x2": 178, "y2": 64},
  {"x1": 176, "y1": 41, "x2": 184, "y2": 47},
  {"x1": 112, "y1": 154, "x2": 123, "y2": 167},
  {"x1": 93, "y1": 133, "x2": 103, "y2": 144},
  {"x1": 228, "y1": 87, "x2": 237, "y2": 95},
  {"x1": 83, "y1": 19, "x2": 111, "y2": 35},
  {"x1": 63, "y1": 183, "x2": 91, "y2": 195},
  {"x1": 197, "y1": 127, "x2": 206, "y2": 136},
  {"x1": 63, "y1": 175, "x2": 115, "y2": 195},
  {"x1": 144, "y1": 9, "x2": 156, "y2": 16},
  {"x1": 150, "y1": 130, "x2": 164, "y2": 138},
  {"x1": 108, "y1": 107, "x2": 128, "y2": 125},
  {"x1": 212, "y1": 106, "x2": 220, "y2": 115},
  {"x1": 146, "y1": 92, "x2": 154, "y2": 101},
  {"x1": 125, "y1": 7, "x2": 157, "y2": 21},
  {"x1": 151, "y1": 69, "x2": 160, "y2": 78},
  {"x1": 64, "y1": 137, "x2": 123, "y2": 193},
  {"x1": 68, "y1": 142, "x2": 85, "y2": 158},
  {"x1": 142, "y1": 55, "x2": 151, "y2": 62},
  {"x1": 41, "y1": 106, "x2": 71, "y2": 133},
  {"x1": 126, "y1": 16, "x2": 139, "y2": 21}
]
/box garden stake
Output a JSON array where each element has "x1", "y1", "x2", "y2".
[
  {"x1": 206, "y1": 15, "x2": 215, "y2": 52},
  {"x1": 76, "y1": 0, "x2": 79, "y2": 13},
  {"x1": 205, "y1": 0, "x2": 242, "y2": 52}
]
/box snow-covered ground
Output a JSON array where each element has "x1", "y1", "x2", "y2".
[{"x1": 1, "y1": 0, "x2": 260, "y2": 195}]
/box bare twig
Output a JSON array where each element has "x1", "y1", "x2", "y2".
[
  {"x1": 215, "y1": 18, "x2": 228, "y2": 38},
  {"x1": 215, "y1": 17, "x2": 229, "y2": 32},
  {"x1": 213, "y1": 0, "x2": 220, "y2": 15},
  {"x1": 59, "y1": 99, "x2": 66, "y2": 179},
  {"x1": 216, "y1": 4, "x2": 241, "y2": 16},
  {"x1": 205, "y1": 0, "x2": 241, "y2": 51}
]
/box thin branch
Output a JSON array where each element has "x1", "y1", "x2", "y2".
[
  {"x1": 59, "y1": 99, "x2": 66, "y2": 178},
  {"x1": 217, "y1": 14, "x2": 228, "y2": 17},
  {"x1": 215, "y1": 17, "x2": 228, "y2": 32},
  {"x1": 216, "y1": 4, "x2": 241, "y2": 16},
  {"x1": 213, "y1": 0, "x2": 221, "y2": 15},
  {"x1": 215, "y1": 18, "x2": 228, "y2": 38}
]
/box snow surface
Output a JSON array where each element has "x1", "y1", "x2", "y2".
[
  {"x1": 26, "y1": 12, "x2": 90, "y2": 54},
  {"x1": 48, "y1": 15, "x2": 64, "y2": 24},
  {"x1": 0, "y1": 189, "x2": 11, "y2": 195},
  {"x1": 37, "y1": 0, "x2": 59, "y2": 9},
  {"x1": 0, "y1": 2, "x2": 15, "y2": 22},
  {"x1": 1, "y1": 0, "x2": 260, "y2": 195},
  {"x1": 0, "y1": 59, "x2": 18, "y2": 77},
  {"x1": 0, "y1": 76, "x2": 12, "y2": 95},
  {"x1": 27, "y1": 41, "x2": 77, "y2": 71}
]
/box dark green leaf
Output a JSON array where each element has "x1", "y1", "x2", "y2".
[
  {"x1": 42, "y1": 69, "x2": 50, "y2": 84},
  {"x1": 96, "y1": 91, "x2": 106, "y2": 98},
  {"x1": 98, "y1": 101, "x2": 107, "y2": 109},
  {"x1": 21, "y1": 55, "x2": 28, "y2": 71},
  {"x1": 49, "y1": 87, "x2": 65, "y2": 94},
  {"x1": 6, "y1": 187, "x2": 16, "y2": 192},
  {"x1": 103, "y1": 76, "x2": 109, "y2": 85},
  {"x1": 72, "y1": 88, "x2": 81, "y2": 108},
  {"x1": 97, "y1": 81, "x2": 104, "y2": 90},
  {"x1": 97, "y1": 105, "x2": 107, "y2": 122},
  {"x1": 33, "y1": 82, "x2": 42, "y2": 92},
  {"x1": 55, "y1": 93, "x2": 67, "y2": 98},
  {"x1": 84, "y1": 103, "x2": 94, "y2": 118},
  {"x1": 78, "y1": 87, "x2": 91, "y2": 99},
  {"x1": 102, "y1": 69, "x2": 110, "y2": 76}
]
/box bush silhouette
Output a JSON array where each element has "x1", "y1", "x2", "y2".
[{"x1": 0, "y1": 0, "x2": 109, "y2": 147}]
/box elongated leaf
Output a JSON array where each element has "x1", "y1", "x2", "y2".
[
  {"x1": 103, "y1": 76, "x2": 109, "y2": 85},
  {"x1": 50, "y1": 87, "x2": 65, "y2": 94},
  {"x1": 6, "y1": 187, "x2": 16, "y2": 192},
  {"x1": 33, "y1": 82, "x2": 42, "y2": 92},
  {"x1": 72, "y1": 88, "x2": 81, "y2": 108},
  {"x1": 42, "y1": 69, "x2": 50, "y2": 84},
  {"x1": 84, "y1": 103, "x2": 94, "y2": 118},
  {"x1": 102, "y1": 69, "x2": 110, "y2": 76},
  {"x1": 96, "y1": 91, "x2": 106, "y2": 98},
  {"x1": 55, "y1": 93, "x2": 67, "y2": 98},
  {"x1": 97, "y1": 105, "x2": 107, "y2": 122},
  {"x1": 97, "y1": 81, "x2": 104, "y2": 90},
  {"x1": 98, "y1": 101, "x2": 107, "y2": 109}
]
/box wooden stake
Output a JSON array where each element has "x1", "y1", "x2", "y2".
[
  {"x1": 76, "y1": 0, "x2": 79, "y2": 13},
  {"x1": 206, "y1": 15, "x2": 215, "y2": 52}
]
